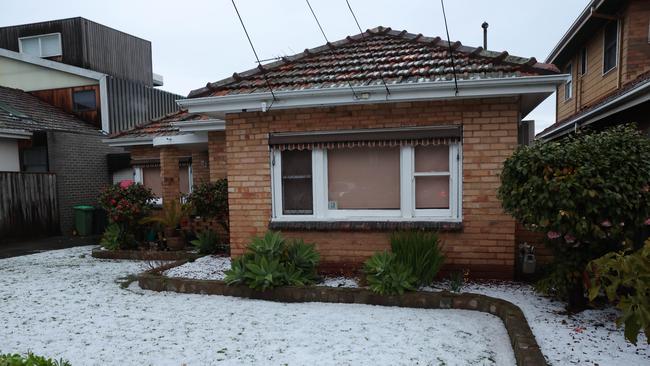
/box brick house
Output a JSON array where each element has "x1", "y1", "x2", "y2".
[
  {"x1": 109, "y1": 27, "x2": 565, "y2": 278},
  {"x1": 538, "y1": 0, "x2": 650, "y2": 140}
]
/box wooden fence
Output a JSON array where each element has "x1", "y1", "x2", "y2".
[{"x1": 0, "y1": 172, "x2": 59, "y2": 242}]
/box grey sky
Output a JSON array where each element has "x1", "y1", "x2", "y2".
[{"x1": 2, "y1": 0, "x2": 588, "y2": 132}]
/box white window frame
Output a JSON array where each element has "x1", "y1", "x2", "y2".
[
  {"x1": 602, "y1": 20, "x2": 620, "y2": 75},
  {"x1": 579, "y1": 47, "x2": 588, "y2": 76},
  {"x1": 18, "y1": 33, "x2": 62, "y2": 58},
  {"x1": 271, "y1": 144, "x2": 462, "y2": 222},
  {"x1": 564, "y1": 63, "x2": 573, "y2": 101}
]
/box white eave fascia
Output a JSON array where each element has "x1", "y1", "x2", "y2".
[
  {"x1": 170, "y1": 119, "x2": 225, "y2": 132},
  {"x1": 545, "y1": 0, "x2": 605, "y2": 64},
  {"x1": 0, "y1": 48, "x2": 105, "y2": 80},
  {"x1": 102, "y1": 136, "x2": 153, "y2": 147},
  {"x1": 537, "y1": 79, "x2": 650, "y2": 140},
  {"x1": 0, "y1": 128, "x2": 32, "y2": 139},
  {"x1": 152, "y1": 133, "x2": 208, "y2": 147},
  {"x1": 178, "y1": 74, "x2": 568, "y2": 115}
]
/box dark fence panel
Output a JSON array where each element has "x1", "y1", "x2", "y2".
[{"x1": 0, "y1": 172, "x2": 59, "y2": 242}]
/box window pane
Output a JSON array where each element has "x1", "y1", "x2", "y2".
[
  {"x1": 604, "y1": 22, "x2": 618, "y2": 72},
  {"x1": 40, "y1": 34, "x2": 61, "y2": 56},
  {"x1": 20, "y1": 38, "x2": 40, "y2": 56},
  {"x1": 282, "y1": 150, "x2": 313, "y2": 215},
  {"x1": 328, "y1": 147, "x2": 400, "y2": 210},
  {"x1": 415, "y1": 145, "x2": 449, "y2": 172},
  {"x1": 179, "y1": 167, "x2": 190, "y2": 195},
  {"x1": 73, "y1": 90, "x2": 97, "y2": 111},
  {"x1": 415, "y1": 176, "x2": 450, "y2": 209},
  {"x1": 143, "y1": 167, "x2": 162, "y2": 198}
]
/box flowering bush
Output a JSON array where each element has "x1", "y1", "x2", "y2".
[
  {"x1": 98, "y1": 181, "x2": 155, "y2": 248},
  {"x1": 498, "y1": 125, "x2": 650, "y2": 308},
  {"x1": 185, "y1": 179, "x2": 229, "y2": 231}
]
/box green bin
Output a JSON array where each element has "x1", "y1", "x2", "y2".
[{"x1": 74, "y1": 205, "x2": 95, "y2": 236}]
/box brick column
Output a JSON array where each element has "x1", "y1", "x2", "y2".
[
  {"x1": 160, "y1": 146, "x2": 180, "y2": 203},
  {"x1": 191, "y1": 150, "x2": 210, "y2": 185},
  {"x1": 208, "y1": 131, "x2": 227, "y2": 181}
]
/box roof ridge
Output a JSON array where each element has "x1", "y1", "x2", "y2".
[{"x1": 187, "y1": 25, "x2": 559, "y2": 98}]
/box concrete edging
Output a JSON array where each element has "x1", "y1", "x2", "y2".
[
  {"x1": 137, "y1": 265, "x2": 547, "y2": 366},
  {"x1": 91, "y1": 248, "x2": 200, "y2": 261}
]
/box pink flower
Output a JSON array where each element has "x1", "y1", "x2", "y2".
[
  {"x1": 119, "y1": 180, "x2": 134, "y2": 189},
  {"x1": 601, "y1": 220, "x2": 612, "y2": 228},
  {"x1": 547, "y1": 231, "x2": 561, "y2": 240},
  {"x1": 564, "y1": 234, "x2": 576, "y2": 243},
  {"x1": 644, "y1": 218, "x2": 650, "y2": 226}
]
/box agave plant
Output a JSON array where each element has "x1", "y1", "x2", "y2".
[
  {"x1": 243, "y1": 255, "x2": 285, "y2": 291},
  {"x1": 190, "y1": 230, "x2": 219, "y2": 254},
  {"x1": 248, "y1": 231, "x2": 285, "y2": 258}
]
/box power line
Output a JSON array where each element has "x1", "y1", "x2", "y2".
[
  {"x1": 306, "y1": 0, "x2": 329, "y2": 43},
  {"x1": 344, "y1": 0, "x2": 391, "y2": 97},
  {"x1": 440, "y1": 0, "x2": 459, "y2": 96},
  {"x1": 305, "y1": 0, "x2": 359, "y2": 99},
  {"x1": 231, "y1": 0, "x2": 277, "y2": 104}
]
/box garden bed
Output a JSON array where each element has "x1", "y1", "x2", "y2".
[
  {"x1": 143, "y1": 260, "x2": 544, "y2": 366},
  {"x1": 91, "y1": 247, "x2": 201, "y2": 261}
]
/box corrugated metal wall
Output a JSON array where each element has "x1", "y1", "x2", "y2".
[{"x1": 106, "y1": 76, "x2": 182, "y2": 133}]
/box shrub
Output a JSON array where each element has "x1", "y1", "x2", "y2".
[
  {"x1": 98, "y1": 181, "x2": 155, "y2": 249},
  {"x1": 390, "y1": 231, "x2": 445, "y2": 286},
  {"x1": 0, "y1": 352, "x2": 71, "y2": 366},
  {"x1": 224, "y1": 231, "x2": 320, "y2": 290},
  {"x1": 185, "y1": 180, "x2": 228, "y2": 231},
  {"x1": 587, "y1": 240, "x2": 650, "y2": 345},
  {"x1": 498, "y1": 125, "x2": 650, "y2": 307},
  {"x1": 99, "y1": 223, "x2": 121, "y2": 250},
  {"x1": 190, "y1": 230, "x2": 219, "y2": 255},
  {"x1": 364, "y1": 251, "x2": 417, "y2": 295}
]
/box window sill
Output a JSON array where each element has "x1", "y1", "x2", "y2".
[{"x1": 268, "y1": 220, "x2": 463, "y2": 232}]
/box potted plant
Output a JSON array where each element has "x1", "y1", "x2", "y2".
[{"x1": 141, "y1": 200, "x2": 190, "y2": 251}]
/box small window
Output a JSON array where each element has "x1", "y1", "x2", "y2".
[
  {"x1": 72, "y1": 90, "x2": 97, "y2": 112},
  {"x1": 579, "y1": 47, "x2": 587, "y2": 76},
  {"x1": 281, "y1": 150, "x2": 313, "y2": 215},
  {"x1": 414, "y1": 145, "x2": 450, "y2": 209},
  {"x1": 603, "y1": 21, "x2": 618, "y2": 73},
  {"x1": 564, "y1": 64, "x2": 573, "y2": 100},
  {"x1": 18, "y1": 33, "x2": 62, "y2": 58}
]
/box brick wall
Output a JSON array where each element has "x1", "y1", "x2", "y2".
[
  {"x1": 225, "y1": 98, "x2": 521, "y2": 279},
  {"x1": 621, "y1": 0, "x2": 650, "y2": 83},
  {"x1": 47, "y1": 130, "x2": 122, "y2": 234},
  {"x1": 191, "y1": 150, "x2": 210, "y2": 184},
  {"x1": 208, "y1": 131, "x2": 227, "y2": 181},
  {"x1": 160, "y1": 147, "x2": 180, "y2": 203}
]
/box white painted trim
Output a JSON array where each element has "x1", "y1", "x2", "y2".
[
  {"x1": 537, "y1": 79, "x2": 650, "y2": 140},
  {"x1": 99, "y1": 75, "x2": 110, "y2": 133},
  {"x1": 270, "y1": 143, "x2": 462, "y2": 222},
  {"x1": 102, "y1": 136, "x2": 153, "y2": 147},
  {"x1": 564, "y1": 63, "x2": 573, "y2": 101},
  {"x1": 171, "y1": 119, "x2": 226, "y2": 132},
  {"x1": 0, "y1": 128, "x2": 32, "y2": 139},
  {"x1": 152, "y1": 133, "x2": 208, "y2": 147},
  {"x1": 0, "y1": 48, "x2": 105, "y2": 80},
  {"x1": 18, "y1": 32, "x2": 62, "y2": 58},
  {"x1": 178, "y1": 75, "x2": 568, "y2": 115}
]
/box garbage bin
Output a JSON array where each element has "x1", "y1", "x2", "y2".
[{"x1": 74, "y1": 205, "x2": 95, "y2": 236}]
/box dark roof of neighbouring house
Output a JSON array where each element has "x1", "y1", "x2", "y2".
[
  {"x1": 537, "y1": 71, "x2": 650, "y2": 138},
  {"x1": 0, "y1": 86, "x2": 99, "y2": 134},
  {"x1": 188, "y1": 26, "x2": 560, "y2": 98},
  {"x1": 108, "y1": 110, "x2": 210, "y2": 139}
]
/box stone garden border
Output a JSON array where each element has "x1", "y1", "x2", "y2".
[
  {"x1": 91, "y1": 248, "x2": 200, "y2": 261},
  {"x1": 138, "y1": 263, "x2": 547, "y2": 366}
]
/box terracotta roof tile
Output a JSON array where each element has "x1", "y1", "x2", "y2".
[
  {"x1": 109, "y1": 110, "x2": 210, "y2": 139},
  {"x1": 189, "y1": 26, "x2": 559, "y2": 98}
]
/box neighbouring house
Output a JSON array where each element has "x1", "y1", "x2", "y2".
[
  {"x1": 107, "y1": 26, "x2": 565, "y2": 278},
  {"x1": 0, "y1": 85, "x2": 120, "y2": 240},
  {"x1": 537, "y1": 0, "x2": 650, "y2": 140}
]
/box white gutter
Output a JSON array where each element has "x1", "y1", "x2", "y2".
[
  {"x1": 153, "y1": 133, "x2": 208, "y2": 147},
  {"x1": 102, "y1": 136, "x2": 153, "y2": 147},
  {"x1": 0, "y1": 128, "x2": 32, "y2": 139},
  {"x1": 171, "y1": 119, "x2": 225, "y2": 132},
  {"x1": 178, "y1": 74, "x2": 568, "y2": 115},
  {"x1": 537, "y1": 79, "x2": 650, "y2": 140}
]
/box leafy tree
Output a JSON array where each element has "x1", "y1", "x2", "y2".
[{"x1": 498, "y1": 125, "x2": 650, "y2": 309}]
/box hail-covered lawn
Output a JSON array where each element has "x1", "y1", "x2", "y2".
[
  {"x1": 167, "y1": 255, "x2": 650, "y2": 366},
  {"x1": 0, "y1": 247, "x2": 515, "y2": 366}
]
